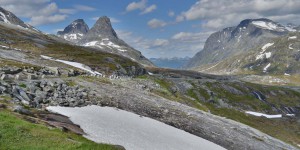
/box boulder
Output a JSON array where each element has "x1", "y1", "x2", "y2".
[{"x1": 13, "y1": 105, "x2": 32, "y2": 116}]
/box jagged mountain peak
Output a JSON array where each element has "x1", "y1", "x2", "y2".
[
  {"x1": 57, "y1": 19, "x2": 89, "y2": 42},
  {"x1": 58, "y1": 19, "x2": 89, "y2": 34},
  {"x1": 90, "y1": 16, "x2": 118, "y2": 40}
]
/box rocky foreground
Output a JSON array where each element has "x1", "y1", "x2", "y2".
[{"x1": 0, "y1": 65, "x2": 298, "y2": 150}]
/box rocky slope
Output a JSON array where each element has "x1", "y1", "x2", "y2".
[
  {"x1": 190, "y1": 30, "x2": 300, "y2": 77},
  {"x1": 185, "y1": 18, "x2": 298, "y2": 74},
  {"x1": 0, "y1": 7, "x2": 299, "y2": 150},
  {"x1": 58, "y1": 16, "x2": 153, "y2": 67},
  {"x1": 57, "y1": 19, "x2": 89, "y2": 43}
]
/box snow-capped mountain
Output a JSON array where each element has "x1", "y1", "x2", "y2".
[
  {"x1": 185, "y1": 18, "x2": 296, "y2": 70},
  {"x1": 186, "y1": 18, "x2": 300, "y2": 75},
  {"x1": 58, "y1": 16, "x2": 153, "y2": 66},
  {"x1": 57, "y1": 19, "x2": 89, "y2": 43}
]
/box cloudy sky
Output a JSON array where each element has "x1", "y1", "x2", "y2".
[{"x1": 1, "y1": 0, "x2": 300, "y2": 58}]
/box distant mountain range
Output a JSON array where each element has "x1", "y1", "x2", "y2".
[
  {"x1": 185, "y1": 18, "x2": 300, "y2": 75},
  {"x1": 150, "y1": 57, "x2": 190, "y2": 69},
  {"x1": 57, "y1": 17, "x2": 153, "y2": 67}
]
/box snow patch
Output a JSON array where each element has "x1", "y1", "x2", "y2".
[
  {"x1": 286, "y1": 114, "x2": 295, "y2": 117},
  {"x1": 265, "y1": 52, "x2": 271, "y2": 59},
  {"x1": 83, "y1": 41, "x2": 98, "y2": 46},
  {"x1": 261, "y1": 43, "x2": 274, "y2": 51},
  {"x1": 83, "y1": 39, "x2": 126, "y2": 52},
  {"x1": 0, "y1": 12, "x2": 11, "y2": 24},
  {"x1": 263, "y1": 63, "x2": 271, "y2": 72},
  {"x1": 256, "y1": 43, "x2": 274, "y2": 60},
  {"x1": 288, "y1": 36, "x2": 297, "y2": 40},
  {"x1": 252, "y1": 21, "x2": 282, "y2": 31},
  {"x1": 47, "y1": 106, "x2": 226, "y2": 150},
  {"x1": 284, "y1": 73, "x2": 291, "y2": 76},
  {"x1": 245, "y1": 111, "x2": 282, "y2": 118},
  {"x1": 118, "y1": 49, "x2": 127, "y2": 52},
  {"x1": 0, "y1": 45, "x2": 9, "y2": 49},
  {"x1": 40, "y1": 55, "x2": 102, "y2": 76},
  {"x1": 289, "y1": 44, "x2": 294, "y2": 50},
  {"x1": 237, "y1": 35, "x2": 242, "y2": 42}
]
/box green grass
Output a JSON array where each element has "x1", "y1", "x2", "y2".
[{"x1": 0, "y1": 110, "x2": 121, "y2": 150}]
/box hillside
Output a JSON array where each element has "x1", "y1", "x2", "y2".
[
  {"x1": 0, "y1": 6, "x2": 299, "y2": 150},
  {"x1": 185, "y1": 18, "x2": 298, "y2": 74}
]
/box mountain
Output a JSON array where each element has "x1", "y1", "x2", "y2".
[
  {"x1": 58, "y1": 16, "x2": 153, "y2": 67},
  {"x1": 0, "y1": 7, "x2": 39, "y2": 32},
  {"x1": 150, "y1": 57, "x2": 190, "y2": 69},
  {"x1": 57, "y1": 19, "x2": 89, "y2": 43},
  {"x1": 185, "y1": 18, "x2": 297, "y2": 73}
]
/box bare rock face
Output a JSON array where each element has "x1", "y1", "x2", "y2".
[
  {"x1": 57, "y1": 19, "x2": 89, "y2": 43},
  {"x1": 80, "y1": 16, "x2": 119, "y2": 43}
]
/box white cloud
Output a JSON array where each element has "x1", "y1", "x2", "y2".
[
  {"x1": 0, "y1": 1, "x2": 98, "y2": 26},
  {"x1": 152, "y1": 39, "x2": 169, "y2": 47},
  {"x1": 29, "y1": 14, "x2": 67, "y2": 26},
  {"x1": 74, "y1": 5, "x2": 96, "y2": 11},
  {"x1": 125, "y1": 0, "x2": 156, "y2": 15},
  {"x1": 172, "y1": 32, "x2": 212, "y2": 43},
  {"x1": 59, "y1": 9, "x2": 76, "y2": 14},
  {"x1": 168, "y1": 11, "x2": 175, "y2": 17},
  {"x1": 147, "y1": 19, "x2": 167, "y2": 28},
  {"x1": 140, "y1": 5, "x2": 157, "y2": 15},
  {"x1": 126, "y1": 0, "x2": 147, "y2": 12},
  {"x1": 177, "y1": 0, "x2": 300, "y2": 30},
  {"x1": 116, "y1": 30, "x2": 210, "y2": 58}
]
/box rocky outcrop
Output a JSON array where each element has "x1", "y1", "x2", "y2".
[{"x1": 79, "y1": 16, "x2": 119, "y2": 44}]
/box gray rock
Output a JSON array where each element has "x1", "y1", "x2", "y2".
[
  {"x1": 17, "y1": 87, "x2": 32, "y2": 102},
  {"x1": 27, "y1": 74, "x2": 38, "y2": 80},
  {"x1": 13, "y1": 105, "x2": 32, "y2": 116}
]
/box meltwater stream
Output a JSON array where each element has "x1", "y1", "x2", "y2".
[{"x1": 47, "y1": 105, "x2": 226, "y2": 150}]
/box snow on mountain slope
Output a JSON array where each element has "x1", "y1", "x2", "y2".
[
  {"x1": 57, "y1": 19, "x2": 89, "y2": 43},
  {"x1": 256, "y1": 43, "x2": 274, "y2": 60},
  {"x1": 41, "y1": 55, "x2": 102, "y2": 76},
  {"x1": 252, "y1": 21, "x2": 283, "y2": 31}
]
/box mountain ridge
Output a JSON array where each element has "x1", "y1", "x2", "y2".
[
  {"x1": 57, "y1": 16, "x2": 153, "y2": 67},
  {"x1": 185, "y1": 18, "x2": 299, "y2": 75}
]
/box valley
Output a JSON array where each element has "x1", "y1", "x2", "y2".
[{"x1": 0, "y1": 4, "x2": 299, "y2": 150}]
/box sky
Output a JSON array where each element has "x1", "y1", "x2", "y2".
[{"x1": 1, "y1": 0, "x2": 300, "y2": 58}]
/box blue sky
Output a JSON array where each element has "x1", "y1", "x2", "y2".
[{"x1": 2, "y1": 0, "x2": 300, "y2": 58}]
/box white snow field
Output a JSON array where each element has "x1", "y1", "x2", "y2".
[
  {"x1": 47, "y1": 105, "x2": 226, "y2": 150},
  {"x1": 245, "y1": 111, "x2": 282, "y2": 118},
  {"x1": 41, "y1": 55, "x2": 102, "y2": 76}
]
